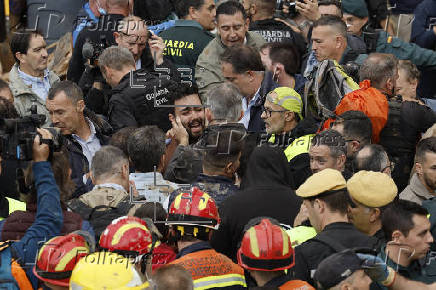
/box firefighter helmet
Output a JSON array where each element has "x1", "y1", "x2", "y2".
[
  {"x1": 99, "y1": 216, "x2": 158, "y2": 256},
  {"x1": 33, "y1": 233, "x2": 91, "y2": 286},
  {"x1": 237, "y1": 217, "x2": 295, "y2": 271},
  {"x1": 167, "y1": 187, "x2": 220, "y2": 230}
]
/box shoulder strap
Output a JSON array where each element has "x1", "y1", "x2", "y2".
[{"x1": 311, "y1": 234, "x2": 347, "y2": 253}]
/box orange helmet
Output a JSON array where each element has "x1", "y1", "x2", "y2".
[
  {"x1": 99, "y1": 216, "x2": 158, "y2": 256},
  {"x1": 33, "y1": 232, "x2": 91, "y2": 286},
  {"x1": 237, "y1": 218, "x2": 295, "y2": 271},
  {"x1": 167, "y1": 187, "x2": 220, "y2": 230}
]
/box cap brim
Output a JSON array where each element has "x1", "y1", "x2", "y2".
[{"x1": 33, "y1": 266, "x2": 70, "y2": 287}]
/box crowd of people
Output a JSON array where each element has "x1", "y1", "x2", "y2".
[{"x1": 4, "y1": 0, "x2": 436, "y2": 289}]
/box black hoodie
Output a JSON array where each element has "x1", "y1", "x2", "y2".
[{"x1": 211, "y1": 146, "x2": 302, "y2": 262}]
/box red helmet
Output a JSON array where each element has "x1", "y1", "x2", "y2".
[
  {"x1": 237, "y1": 218, "x2": 295, "y2": 271},
  {"x1": 167, "y1": 187, "x2": 220, "y2": 230},
  {"x1": 33, "y1": 233, "x2": 91, "y2": 286},
  {"x1": 99, "y1": 216, "x2": 157, "y2": 256}
]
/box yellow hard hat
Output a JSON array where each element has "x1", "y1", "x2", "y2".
[{"x1": 69, "y1": 252, "x2": 150, "y2": 290}]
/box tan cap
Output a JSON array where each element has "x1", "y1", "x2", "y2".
[
  {"x1": 347, "y1": 171, "x2": 397, "y2": 208},
  {"x1": 296, "y1": 169, "x2": 346, "y2": 198}
]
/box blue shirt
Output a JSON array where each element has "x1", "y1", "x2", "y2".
[
  {"x1": 72, "y1": 118, "x2": 102, "y2": 169},
  {"x1": 17, "y1": 67, "x2": 51, "y2": 102},
  {"x1": 240, "y1": 88, "x2": 261, "y2": 129}
]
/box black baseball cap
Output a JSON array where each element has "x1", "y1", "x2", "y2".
[{"x1": 314, "y1": 249, "x2": 364, "y2": 289}]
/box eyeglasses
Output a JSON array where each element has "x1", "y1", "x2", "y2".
[
  {"x1": 120, "y1": 32, "x2": 147, "y2": 44},
  {"x1": 261, "y1": 106, "x2": 288, "y2": 118},
  {"x1": 381, "y1": 161, "x2": 395, "y2": 172}
]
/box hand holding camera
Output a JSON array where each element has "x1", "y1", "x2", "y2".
[{"x1": 32, "y1": 128, "x2": 53, "y2": 162}]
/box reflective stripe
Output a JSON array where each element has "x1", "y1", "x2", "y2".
[
  {"x1": 283, "y1": 134, "x2": 314, "y2": 162},
  {"x1": 194, "y1": 274, "x2": 247, "y2": 289}
]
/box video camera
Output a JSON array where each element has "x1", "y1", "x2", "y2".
[
  {"x1": 0, "y1": 105, "x2": 62, "y2": 161},
  {"x1": 82, "y1": 35, "x2": 110, "y2": 66}
]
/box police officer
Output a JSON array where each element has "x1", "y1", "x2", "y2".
[
  {"x1": 341, "y1": 0, "x2": 436, "y2": 69},
  {"x1": 261, "y1": 87, "x2": 317, "y2": 189},
  {"x1": 293, "y1": 169, "x2": 378, "y2": 286},
  {"x1": 347, "y1": 171, "x2": 397, "y2": 249},
  {"x1": 159, "y1": 0, "x2": 216, "y2": 81}
]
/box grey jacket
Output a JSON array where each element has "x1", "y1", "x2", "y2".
[
  {"x1": 9, "y1": 63, "x2": 59, "y2": 127},
  {"x1": 400, "y1": 173, "x2": 435, "y2": 205},
  {"x1": 195, "y1": 31, "x2": 265, "y2": 100}
]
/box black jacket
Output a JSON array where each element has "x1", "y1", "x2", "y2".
[
  {"x1": 108, "y1": 68, "x2": 178, "y2": 132},
  {"x1": 249, "y1": 18, "x2": 306, "y2": 57},
  {"x1": 266, "y1": 116, "x2": 318, "y2": 189},
  {"x1": 64, "y1": 111, "x2": 111, "y2": 198},
  {"x1": 293, "y1": 222, "x2": 378, "y2": 286},
  {"x1": 210, "y1": 146, "x2": 302, "y2": 262},
  {"x1": 380, "y1": 98, "x2": 436, "y2": 191}
]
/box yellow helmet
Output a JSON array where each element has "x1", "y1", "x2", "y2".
[{"x1": 69, "y1": 252, "x2": 150, "y2": 290}]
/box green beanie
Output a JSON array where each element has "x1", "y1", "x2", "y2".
[{"x1": 341, "y1": 0, "x2": 369, "y2": 18}]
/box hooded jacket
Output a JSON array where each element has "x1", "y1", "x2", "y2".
[{"x1": 211, "y1": 146, "x2": 302, "y2": 262}]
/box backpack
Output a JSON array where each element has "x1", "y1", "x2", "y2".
[
  {"x1": 303, "y1": 60, "x2": 359, "y2": 124},
  {"x1": 0, "y1": 242, "x2": 33, "y2": 290},
  {"x1": 321, "y1": 80, "x2": 389, "y2": 144},
  {"x1": 87, "y1": 198, "x2": 133, "y2": 240}
]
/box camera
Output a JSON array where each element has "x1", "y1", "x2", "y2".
[
  {"x1": 276, "y1": 0, "x2": 302, "y2": 18},
  {"x1": 0, "y1": 105, "x2": 62, "y2": 161},
  {"x1": 82, "y1": 35, "x2": 110, "y2": 66}
]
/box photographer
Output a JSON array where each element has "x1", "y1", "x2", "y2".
[
  {"x1": 67, "y1": 0, "x2": 131, "y2": 83},
  {"x1": 0, "y1": 128, "x2": 63, "y2": 288}
]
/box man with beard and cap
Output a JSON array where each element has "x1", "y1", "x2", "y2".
[
  {"x1": 261, "y1": 87, "x2": 317, "y2": 189},
  {"x1": 211, "y1": 146, "x2": 302, "y2": 262},
  {"x1": 347, "y1": 171, "x2": 397, "y2": 250},
  {"x1": 401, "y1": 137, "x2": 436, "y2": 205}
]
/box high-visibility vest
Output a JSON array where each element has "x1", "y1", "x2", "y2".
[
  {"x1": 286, "y1": 226, "x2": 317, "y2": 248},
  {"x1": 171, "y1": 248, "x2": 246, "y2": 289},
  {"x1": 269, "y1": 134, "x2": 314, "y2": 162},
  {"x1": 0, "y1": 198, "x2": 26, "y2": 221}
]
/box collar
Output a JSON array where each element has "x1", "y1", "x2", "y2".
[
  {"x1": 17, "y1": 66, "x2": 49, "y2": 82},
  {"x1": 410, "y1": 173, "x2": 435, "y2": 200},
  {"x1": 72, "y1": 118, "x2": 96, "y2": 142},
  {"x1": 322, "y1": 222, "x2": 354, "y2": 231},
  {"x1": 93, "y1": 183, "x2": 126, "y2": 192},
  {"x1": 176, "y1": 241, "x2": 211, "y2": 259},
  {"x1": 195, "y1": 173, "x2": 234, "y2": 184},
  {"x1": 174, "y1": 20, "x2": 204, "y2": 30}
]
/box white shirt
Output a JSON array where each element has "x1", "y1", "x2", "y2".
[
  {"x1": 72, "y1": 118, "x2": 102, "y2": 168},
  {"x1": 239, "y1": 87, "x2": 261, "y2": 129}
]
